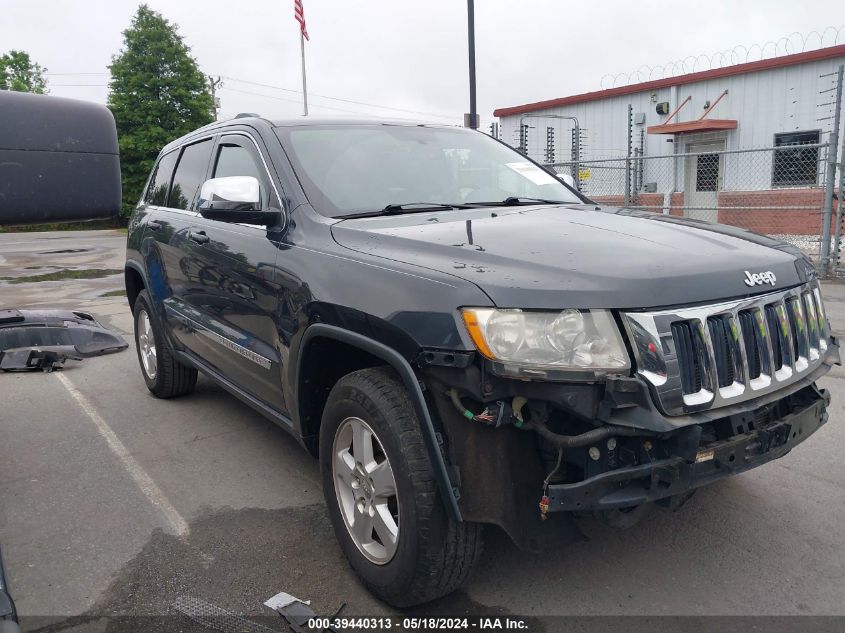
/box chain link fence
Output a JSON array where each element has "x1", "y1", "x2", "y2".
[
  {"x1": 529, "y1": 64, "x2": 845, "y2": 275},
  {"x1": 549, "y1": 142, "x2": 836, "y2": 262}
]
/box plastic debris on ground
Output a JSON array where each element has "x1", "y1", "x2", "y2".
[{"x1": 0, "y1": 308, "x2": 127, "y2": 372}]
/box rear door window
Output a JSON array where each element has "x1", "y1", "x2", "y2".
[
  {"x1": 144, "y1": 150, "x2": 179, "y2": 206},
  {"x1": 168, "y1": 139, "x2": 214, "y2": 211}
]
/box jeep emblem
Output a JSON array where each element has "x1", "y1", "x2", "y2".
[{"x1": 743, "y1": 270, "x2": 777, "y2": 287}]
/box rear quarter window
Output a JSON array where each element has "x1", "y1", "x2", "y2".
[
  {"x1": 144, "y1": 150, "x2": 179, "y2": 206},
  {"x1": 168, "y1": 139, "x2": 214, "y2": 210}
]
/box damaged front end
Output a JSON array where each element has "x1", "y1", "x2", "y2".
[
  {"x1": 543, "y1": 383, "x2": 831, "y2": 513},
  {"x1": 0, "y1": 309, "x2": 127, "y2": 372},
  {"x1": 425, "y1": 370, "x2": 836, "y2": 549},
  {"x1": 420, "y1": 296, "x2": 839, "y2": 550}
]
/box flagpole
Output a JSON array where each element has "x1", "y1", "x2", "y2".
[{"x1": 300, "y1": 30, "x2": 308, "y2": 117}]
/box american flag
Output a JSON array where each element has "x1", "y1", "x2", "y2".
[{"x1": 294, "y1": 0, "x2": 309, "y2": 41}]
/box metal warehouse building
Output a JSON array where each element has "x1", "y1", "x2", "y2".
[{"x1": 493, "y1": 44, "x2": 845, "y2": 246}]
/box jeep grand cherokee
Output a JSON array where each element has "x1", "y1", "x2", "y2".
[{"x1": 124, "y1": 118, "x2": 839, "y2": 606}]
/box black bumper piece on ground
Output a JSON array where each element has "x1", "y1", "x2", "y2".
[
  {"x1": 546, "y1": 390, "x2": 830, "y2": 512},
  {"x1": 0, "y1": 547, "x2": 17, "y2": 626}
]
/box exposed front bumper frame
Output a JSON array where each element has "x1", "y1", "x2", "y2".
[{"x1": 546, "y1": 389, "x2": 830, "y2": 512}]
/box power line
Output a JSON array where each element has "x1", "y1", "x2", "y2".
[
  {"x1": 41, "y1": 71, "x2": 461, "y2": 121},
  {"x1": 46, "y1": 78, "x2": 402, "y2": 117},
  {"x1": 45, "y1": 72, "x2": 108, "y2": 76},
  {"x1": 221, "y1": 76, "x2": 458, "y2": 120},
  {"x1": 219, "y1": 86, "x2": 395, "y2": 118}
]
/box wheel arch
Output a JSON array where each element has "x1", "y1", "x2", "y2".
[
  {"x1": 124, "y1": 261, "x2": 148, "y2": 311},
  {"x1": 296, "y1": 323, "x2": 462, "y2": 522}
]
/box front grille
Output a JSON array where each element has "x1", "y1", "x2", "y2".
[
  {"x1": 706, "y1": 316, "x2": 737, "y2": 387},
  {"x1": 738, "y1": 310, "x2": 762, "y2": 380},
  {"x1": 786, "y1": 299, "x2": 800, "y2": 359},
  {"x1": 765, "y1": 304, "x2": 786, "y2": 370},
  {"x1": 671, "y1": 321, "x2": 701, "y2": 394},
  {"x1": 803, "y1": 291, "x2": 821, "y2": 351},
  {"x1": 625, "y1": 283, "x2": 830, "y2": 415}
]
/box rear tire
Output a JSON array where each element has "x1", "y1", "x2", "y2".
[
  {"x1": 319, "y1": 367, "x2": 482, "y2": 607},
  {"x1": 133, "y1": 289, "x2": 197, "y2": 398}
]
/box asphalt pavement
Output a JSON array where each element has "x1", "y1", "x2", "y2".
[{"x1": 2, "y1": 230, "x2": 845, "y2": 631}]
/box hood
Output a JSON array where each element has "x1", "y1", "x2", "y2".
[{"x1": 330, "y1": 205, "x2": 813, "y2": 310}]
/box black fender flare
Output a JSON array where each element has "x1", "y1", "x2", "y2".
[
  {"x1": 297, "y1": 323, "x2": 462, "y2": 523},
  {"x1": 124, "y1": 258, "x2": 182, "y2": 354},
  {"x1": 124, "y1": 259, "x2": 149, "y2": 303}
]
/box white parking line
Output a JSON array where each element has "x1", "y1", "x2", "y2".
[{"x1": 55, "y1": 372, "x2": 190, "y2": 537}]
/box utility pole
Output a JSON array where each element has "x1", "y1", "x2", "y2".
[
  {"x1": 624, "y1": 104, "x2": 633, "y2": 207},
  {"x1": 820, "y1": 64, "x2": 843, "y2": 275},
  {"x1": 464, "y1": 0, "x2": 479, "y2": 129},
  {"x1": 294, "y1": 0, "x2": 310, "y2": 116},
  {"x1": 300, "y1": 31, "x2": 308, "y2": 116},
  {"x1": 208, "y1": 75, "x2": 223, "y2": 121}
]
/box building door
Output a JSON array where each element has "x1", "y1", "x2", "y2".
[{"x1": 684, "y1": 140, "x2": 724, "y2": 222}]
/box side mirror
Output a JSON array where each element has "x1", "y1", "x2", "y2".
[
  {"x1": 557, "y1": 173, "x2": 576, "y2": 189},
  {"x1": 0, "y1": 91, "x2": 121, "y2": 226},
  {"x1": 198, "y1": 176, "x2": 280, "y2": 225}
]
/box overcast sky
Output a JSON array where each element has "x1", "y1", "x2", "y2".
[{"x1": 2, "y1": 0, "x2": 842, "y2": 126}]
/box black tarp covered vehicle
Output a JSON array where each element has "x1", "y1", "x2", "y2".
[{"x1": 1, "y1": 90, "x2": 121, "y2": 631}]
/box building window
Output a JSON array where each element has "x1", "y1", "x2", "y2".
[
  {"x1": 696, "y1": 154, "x2": 719, "y2": 192},
  {"x1": 772, "y1": 131, "x2": 820, "y2": 187}
]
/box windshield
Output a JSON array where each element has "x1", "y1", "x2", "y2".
[{"x1": 276, "y1": 124, "x2": 583, "y2": 217}]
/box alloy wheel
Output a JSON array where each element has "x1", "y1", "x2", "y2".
[
  {"x1": 332, "y1": 416, "x2": 400, "y2": 565},
  {"x1": 137, "y1": 309, "x2": 158, "y2": 380}
]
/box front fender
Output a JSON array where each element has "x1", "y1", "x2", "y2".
[{"x1": 295, "y1": 323, "x2": 462, "y2": 523}]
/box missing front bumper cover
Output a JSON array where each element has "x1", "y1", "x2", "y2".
[
  {"x1": 545, "y1": 391, "x2": 828, "y2": 512},
  {"x1": 0, "y1": 309, "x2": 127, "y2": 371}
]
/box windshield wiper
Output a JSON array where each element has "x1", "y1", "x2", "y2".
[
  {"x1": 466, "y1": 197, "x2": 568, "y2": 207},
  {"x1": 382, "y1": 202, "x2": 473, "y2": 213},
  {"x1": 336, "y1": 202, "x2": 472, "y2": 219}
]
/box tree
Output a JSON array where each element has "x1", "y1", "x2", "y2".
[
  {"x1": 0, "y1": 50, "x2": 48, "y2": 93},
  {"x1": 108, "y1": 5, "x2": 213, "y2": 216}
]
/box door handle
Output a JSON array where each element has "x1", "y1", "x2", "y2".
[
  {"x1": 147, "y1": 221, "x2": 162, "y2": 231},
  {"x1": 189, "y1": 230, "x2": 210, "y2": 244}
]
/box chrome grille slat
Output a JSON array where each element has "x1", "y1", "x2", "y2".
[
  {"x1": 764, "y1": 305, "x2": 782, "y2": 371},
  {"x1": 813, "y1": 287, "x2": 829, "y2": 352},
  {"x1": 773, "y1": 301, "x2": 795, "y2": 379},
  {"x1": 723, "y1": 313, "x2": 746, "y2": 394},
  {"x1": 755, "y1": 307, "x2": 776, "y2": 387},
  {"x1": 697, "y1": 319, "x2": 718, "y2": 393},
  {"x1": 803, "y1": 292, "x2": 821, "y2": 360},
  {"x1": 788, "y1": 296, "x2": 810, "y2": 371},
  {"x1": 671, "y1": 322, "x2": 700, "y2": 393},
  {"x1": 624, "y1": 282, "x2": 830, "y2": 415},
  {"x1": 708, "y1": 317, "x2": 732, "y2": 387},
  {"x1": 778, "y1": 301, "x2": 794, "y2": 367},
  {"x1": 737, "y1": 310, "x2": 760, "y2": 380}
]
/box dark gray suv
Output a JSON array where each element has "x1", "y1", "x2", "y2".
[{"x1": 125, "y1": 117, "x2": 839, "y2": 606}]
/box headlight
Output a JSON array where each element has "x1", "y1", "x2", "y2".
[{"x1": 461, "y1": 308, "x2": 630, "y2": 376}]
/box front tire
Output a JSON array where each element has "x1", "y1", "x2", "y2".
[
  {"x1": 320, "y1": 367, "x2": 482, "y2": 607},
  {"x1": 133, "y1": 289, "x2": 197, "y2": 398}
]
